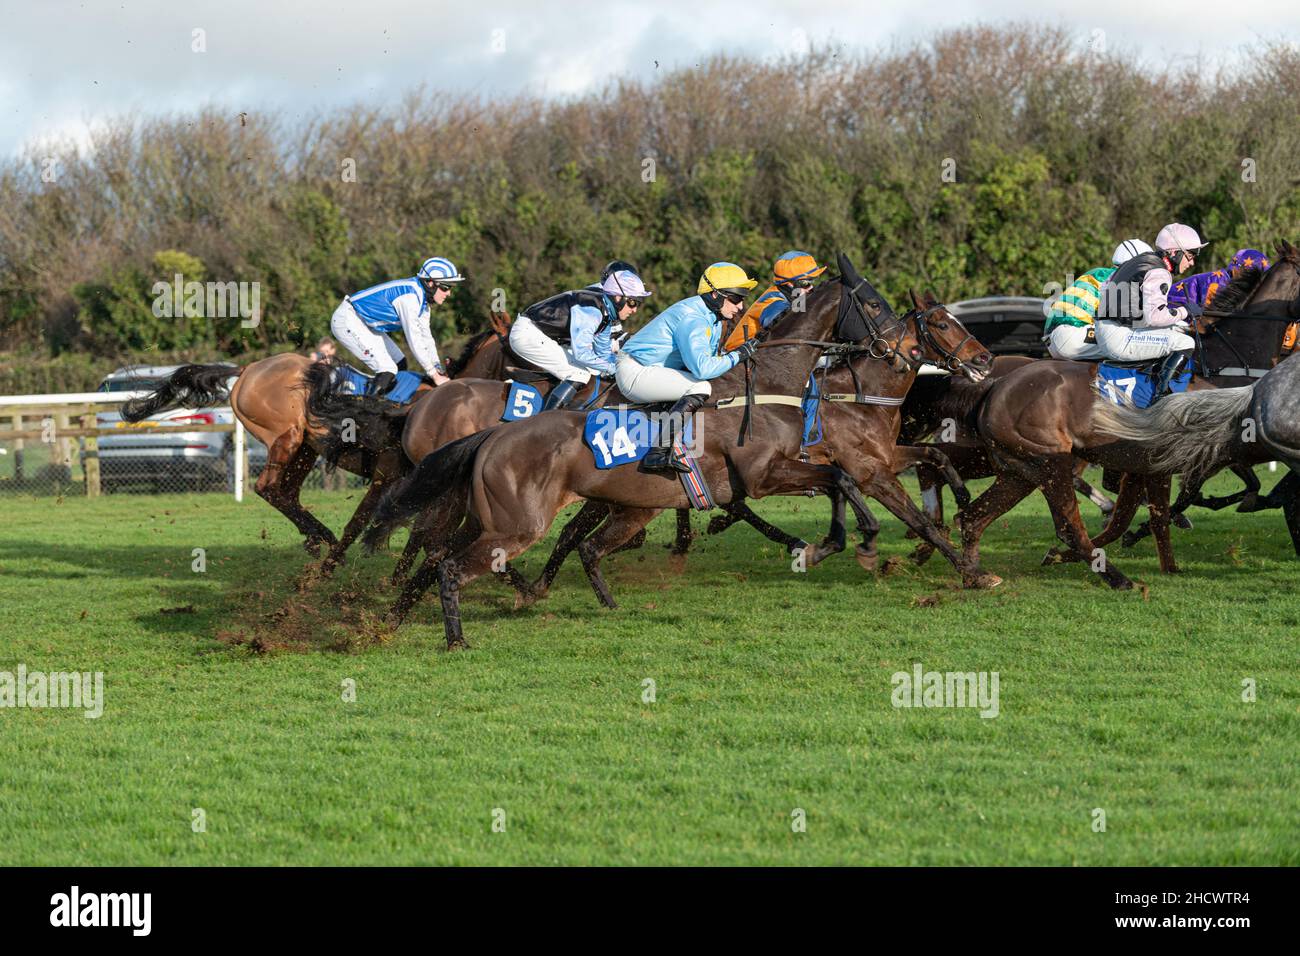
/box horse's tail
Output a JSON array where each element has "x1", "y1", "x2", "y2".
[
  {"x1": 119, "y1": 364, "x2": 239, "y2": 422},
  {"x1": 362, "y1": 428, "x2": 496, "y2": 553},
  {"x1": 302, "y1": 359, "x2": 410, "y2": 466},
  {"x1": 1090, "y1": 385, "x2": 1255, "y2": 477}
]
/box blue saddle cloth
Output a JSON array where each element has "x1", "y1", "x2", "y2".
[
  {"x1": 583, "y1": 408, "x2": 662, "y2": 469},
  {"x1": 333, "y1": 366, "x2": 425, "y2": 405},
  {"x1": 1095, "y1": 361, "x2": 1192, "y2": 409}
]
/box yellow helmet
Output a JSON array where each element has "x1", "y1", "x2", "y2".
[{"x1": 697, "y1": 262, "x2": 758, "y2": 297}]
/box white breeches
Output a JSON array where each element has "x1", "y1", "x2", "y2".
[
  {"x1": 330, "y1": 301, "x2": 405, "y2": 374},
  {"x1": 508, "y1": 316, "x2": 594, "y2": 384},
  {"x1": 1094, "y1": 322, "x2": 1195, "y2": 362},
  {"x1": 1046, "y1": 324, "x2": 1105, "y2": 361},
  {"x1": 614, "y1": 352, "x2": 711, "y2": 403}
]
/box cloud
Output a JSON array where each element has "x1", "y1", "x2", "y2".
[{"x1": 1, "y1": 0, "x2": 1297, "y2": 156}]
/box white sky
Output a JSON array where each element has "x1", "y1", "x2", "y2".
[{"x1": 3, "y1": 0, "x2": 1297, "y2": 156}]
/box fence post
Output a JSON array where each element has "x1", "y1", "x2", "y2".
[
  {"x1": 234, "y1": 417, "x2": 245, "y2": 502},
  {"x1": 81, "y1": 413, "x2": 100, "y2": 498},
  {"x1": 55, "y1": 412, "x2": 72, "y2": 478},
  {"x1": 12, "y1": 413, "x2": 23, "y2": 482}
]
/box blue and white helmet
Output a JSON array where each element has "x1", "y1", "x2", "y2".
[{"x1": 417, "y1": 257, "x2": 465, "y2": 283}]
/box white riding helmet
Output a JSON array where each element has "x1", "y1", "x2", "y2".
[
  {"x1": 600, "y1": 269, "x2": 651, "y2": 299},
  {"x1": 417, "y1": 257, "x2": 465, "y2": 283},
  {"x1": 1155, "y1": 224, "x2": 1208, "y2": 257},
  {"x1": 1112, "y1": 238, "x2": 1154, "y2": 266}
]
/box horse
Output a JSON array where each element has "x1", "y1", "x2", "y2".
[
  {"x1": 521, "y1": 289, "x2": 998, "y2": 602},
  {"x1": 118, "y1": 320, "x2": 506, "y2": 568},
  {"x1": 361, "y1": 263, "x2": 999, "y2": 650},
  {"x1": 903, "y1": 251, "x2": 1300, "y2": 566},
  {"x1": 951, "y1": 244, "x2": 1300, "y2": 587}
]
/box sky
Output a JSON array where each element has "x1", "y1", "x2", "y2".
[{"x1": 2, "y1": 0, "x2": 1297, "y2": 157}]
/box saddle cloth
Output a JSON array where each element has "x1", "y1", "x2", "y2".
[
  {"x1": 333, "y1": 365, "x2": 425, "y2": 404},
  {"x1": 1095, "y1": 360, "x2": 1192, "y2": 409}
]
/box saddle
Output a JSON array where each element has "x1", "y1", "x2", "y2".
[{"x1": 504, "y1": 366, "x2": 556, "y2": 384}]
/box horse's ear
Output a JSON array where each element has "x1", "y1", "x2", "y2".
[
  {"x1": 908, "y1": 289, "x2": 924, "y2": 309},
  {"x1": 924, "y1": 290, "x2": 939, "y2": 307},
  {"x1": 490, "y1": 311, "x2": 511, "y2": 336}
]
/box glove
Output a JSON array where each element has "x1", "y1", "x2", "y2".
[
  {"x1": 733, "y1": 339, "x2": 759, "y2": 363},
  {"x1": 1181, "y1": 300, "x2": 1204, "y2": 318}
]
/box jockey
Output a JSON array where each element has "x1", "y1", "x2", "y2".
[
  {"x1": 724, "y1": 251, "x2": 827, "y2": 352},
  {"x1": 330, "y1": 257, "x2": 463, "y2": 394},
  {"x1": 1044, "y1": 239, "x2": 1153, "y2": 361},
  {"x1": 1094, "y1": 223, "x2": 1205, "y2": 398},
  {"x1": 1169, "y1": 248, "x2": 1271, "y2": 310},
  {"x1": 508, "y1": 263, "x2": 652, "y2": 411},
  {"x1": 617, "y1": 262, "x2": 759, "y2": 474}
]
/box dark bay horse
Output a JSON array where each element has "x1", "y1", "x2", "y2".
[
  {"x1": 953, "y1": 246, "x2": 1300, "y2": 587},
  {"x1": 524, "y1": 290, "x2": 998, "y2": 601},
  {"x1": 362, "y1": 269, "x2": 999, "y2": 649}
]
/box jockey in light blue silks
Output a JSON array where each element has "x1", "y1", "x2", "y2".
[
  {"x1": 508, "y1": 261, "x2": 652, "y2": 411},
  {"x1": 617, "y1": 262, "x2": 759, "y2": 473},
  {"x1": 330, "y1": 257, "x2": 463, "y2": 394}
]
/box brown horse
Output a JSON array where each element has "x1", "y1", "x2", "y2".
[
  {"x1": 522, "y1": 290, "x2": 998, "y2": 601},
  {"x1": 119, "y1": 322, "x2": 506, "y2": 568},
  {"x1": 362, "y1": 267, "x2": 998, "y2": 649},
  {"x1": 952, "y1": 247, "x2": 1300, "y2": 587}
]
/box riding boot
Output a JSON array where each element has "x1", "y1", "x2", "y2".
[
  {"x1": 641, "y1": 393, "x2": 706, "y2": 475},
  {"x1": 368, "y1": 371, "x2": 397, "y2": 397},
  {"x1": 1151, "y1": 349, "x2": 1194, "y2": 402},
  {"x1": 542, "y1": 380, "x2": 580, "y2": 411}
]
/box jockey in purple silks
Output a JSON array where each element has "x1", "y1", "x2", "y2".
[{"x1": 1169, "y1": 248, "x2": 1271, "y2": 310}]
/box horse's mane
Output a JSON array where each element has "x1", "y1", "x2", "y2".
[
  {"x1": 1209, "y1": 267, "x2": 1266, "y2": 313},
  {"x1": 443, "y1": 328, "x2": 499, "y2": 377}
]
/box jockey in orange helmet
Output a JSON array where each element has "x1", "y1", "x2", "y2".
[{"x1": 723, "y1": 251, "x2": 827, "y2": 352}]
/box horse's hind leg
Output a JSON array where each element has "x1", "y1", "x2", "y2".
[
  {"x1": 321, "y1": 453, "x2": 405, "y2": 575},
  {"x1": 1047, "y1": 472, "x2": 1144, "y2": 564},
  {"x1": 437, "y1": 526, "x2": 550, "y2": 650},
  {"x1": 527, "y1": 501, "x2": 610, "y2": 603},
  {"x1": 671, "y1": 509, "x2": 695, "y2": 555},
  {"x1": 1035, "y1": 458, "x2": 1133, "y2": 590},
  {"x1": 576, "y1": 506, "x2": 664, "y2": 609},
  {"x1": 721, "y1": 501, "x2": 808, "y2": 554},
  {"x1": 1144, "y1": 474, "x2": 1180, "y2": 573},
  {"x1": 257, "y1": 430, "x2": 338, "y2": 557}
]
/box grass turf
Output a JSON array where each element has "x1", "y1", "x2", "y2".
[{"x1": 0, "y1": 469, "x2": 1296, "y2": 865}]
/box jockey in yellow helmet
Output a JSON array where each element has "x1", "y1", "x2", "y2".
[{"x1": 724, "y1": 251, "x2": 827, "y2": 352}]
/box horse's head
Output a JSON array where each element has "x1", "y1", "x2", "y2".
[{"x1": 892, "y1": 290, "x2": 993, "y2": 381}]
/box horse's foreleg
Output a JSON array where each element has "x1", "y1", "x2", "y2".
[
  {"x1": 959, "y1": 473, "x2": 1035, "y2": 572},
  {"x1": 1036, "y1": 457, "x2": 1133, "y2": 590},
  {"x1": 576, "y1": 506, "x2": 663, "y2": 609},
  {"x1": 1048, "y1": 471, "x2": 1144, "y2": 564},
  {"x1": 1144, "y1": 474, "x2": 1180, "y2": 573},
  {"x1": 527, "y1": 501, "x2": 609, "y2": 604},
  {"x1": 322, "y1": 456, "x2": 406, "y2": 575}
]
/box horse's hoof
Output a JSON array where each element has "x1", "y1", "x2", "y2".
[
  {"x1": 303, "y1": 539, "x2": 323, "y2": 558},
  {"x1": 446, "y1": 639, "x2": 469, "y2": 652},
  {"x1": 705, "y1": 516, "x2": 729, "y2": 535},
  {"x1": 514, "y1": 589, "x2": 540, "y2": 609},
  {"x1": 855, "y1": 546, "x2": 879, "y2": 572},
  {"x1": 1041, "y1": 548, "x2": 1063, "y2": 566},
  {"x1": 1172, "y1": 514, "x2": 1193, "y2": 530},
  {"x1": 788, "y1": 539, "x2": 810, "y2": 556},
  {"x1": 908, "y1": 546, "x2": 934, "y2": 566},
  {"x1": 965, "y1": 572, "x2": 1002, "y2": 590},
  {"x1": 1163, "y1": 564, "x2": 1182, "y2": 575},
  {"x1": 1111, "y1": 577, "x2": 1135, "y2": 591}
]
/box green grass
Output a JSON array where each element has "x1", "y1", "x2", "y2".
[{"x1": 0, "y1": 469, "x2": 1297, "y2": 866}]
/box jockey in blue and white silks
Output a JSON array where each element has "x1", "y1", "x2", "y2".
[
  {"x1": 330, "y1": 257, "x2": 463, "y2": 389},
  {"x1": 508, "y1": 262, "x2": 652, "y2": 410},
  {"x1": 617, "y1": 262, "x2": 759, "y2": 473}
]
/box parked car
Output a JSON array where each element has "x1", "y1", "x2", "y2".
[
  {"x1": 946, "y1": 297, "x2": 1052, "y2": 358},
  {"x1": 91, "y1": 365, "x2": 268, "y2": 493}
]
